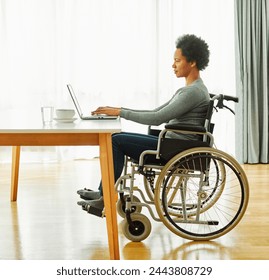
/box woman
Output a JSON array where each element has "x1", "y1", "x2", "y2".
[{"x1": 77, "y1": 34, "x2": 210, "y2": 214}]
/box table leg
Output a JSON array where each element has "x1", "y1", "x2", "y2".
[
  {"x1": 99, "y1": 134, "x2": 120, "y2": 260},
  {"x1": 11, "y1": 146, "x2": 21, "y2": 202}
]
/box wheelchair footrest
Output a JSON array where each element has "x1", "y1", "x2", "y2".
[{"x1": 87, "y1": 205, "x2": 105, "y2": 218}]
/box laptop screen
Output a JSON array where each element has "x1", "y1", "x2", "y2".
[
  {"x1": 67, "y1": 84, "x2": 83, "y2": 117},
  {"x1": 67, "y1": 84, "x2": 118, "y2": 120}
]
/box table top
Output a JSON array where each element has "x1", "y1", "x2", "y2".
[{"x1": 0, "y1": 110, "x2": 121, "y2": 134}]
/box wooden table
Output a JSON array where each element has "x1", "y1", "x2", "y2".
[{"x1": 0, "y1": 115, "x2": 121, "y2": 260}]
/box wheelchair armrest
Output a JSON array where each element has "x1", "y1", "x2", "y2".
[
  {"x1": 164, "y1": 123, "x2": 206, "y2": 133},
  {"x1": 148, "y1": 126, "x2": 161, "y2": 136}
]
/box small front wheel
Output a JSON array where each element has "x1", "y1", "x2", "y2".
[{"x1": 121, "y1": 213, "x2": 151, "y2": 242}]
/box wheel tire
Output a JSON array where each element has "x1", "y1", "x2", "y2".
[{"x1": 121, "y1": 213, "x2": 151, "y2": 242}]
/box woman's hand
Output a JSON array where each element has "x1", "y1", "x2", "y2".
[{"x1": 91, "y1": 106, "x2": 121, "y2": 116}]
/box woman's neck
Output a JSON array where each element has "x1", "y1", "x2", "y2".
[{"x1": 185, "y1": 72, "x2": 200, "y2": 86}]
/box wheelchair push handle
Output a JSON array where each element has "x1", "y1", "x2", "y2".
[
  {"x1": 209, "y1": 93, "x2": 238, "y2": 115},
  {"x1": 223, "y1": 94, "x2": 239, "y2": 103},
  {"x1": 209, "y1": 93, "x2": 238, "y2": 103}
]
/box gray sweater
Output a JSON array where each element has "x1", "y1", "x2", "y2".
[{"x1": 120, "y1": 78, "x2": 210, "y2": 140}]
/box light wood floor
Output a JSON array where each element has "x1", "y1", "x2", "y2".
[{"x1": 0, "y1": 159, "x2": 268, "y2": 260}]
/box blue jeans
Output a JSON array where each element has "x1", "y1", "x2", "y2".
[{"x1": 98, "y1": 132, "x2": 158, "y2": 196}]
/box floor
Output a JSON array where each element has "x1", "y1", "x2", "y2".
[{"x1": 0, "y1": 159, "x2": 268, "y2": 260}]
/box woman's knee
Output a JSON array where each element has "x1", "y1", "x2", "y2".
[
  {"x1": 112, "y1": 133, "x2": 123, "y2": 146},
  {"x1": 112, "y1": 132, "x2": 132, "y2": 145}
]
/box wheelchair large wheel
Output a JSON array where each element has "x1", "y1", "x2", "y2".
[{"x1": 154, "y1": 147, "x2": 249, "y2": 241}]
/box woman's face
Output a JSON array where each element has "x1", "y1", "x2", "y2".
[{"x1": 172, "y1": 48, "x2": 194, "y2": 78}]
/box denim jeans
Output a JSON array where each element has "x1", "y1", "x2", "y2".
[{"x1": 98, "y1": 132, "x2": 158, "y2": 196}]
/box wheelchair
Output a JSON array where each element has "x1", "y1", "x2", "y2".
[{"x1": 114, "y1": 94, "x2": 249, "y2": 242}]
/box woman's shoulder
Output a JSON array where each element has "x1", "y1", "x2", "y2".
[{"x1": 178, "y1": 79, "x2": 208, "y2": 96}]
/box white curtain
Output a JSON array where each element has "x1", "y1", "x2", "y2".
[{"x1": 0, "y1": 0, "x2": 236, "y2": 162}]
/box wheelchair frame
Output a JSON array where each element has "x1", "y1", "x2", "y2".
[{"x1": 114, "y1": 94, "x2": 249, "y2": 242}]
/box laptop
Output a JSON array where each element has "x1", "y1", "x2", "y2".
[{"x1": 67, "y1": 84, "x2": 117, "y2": 120}]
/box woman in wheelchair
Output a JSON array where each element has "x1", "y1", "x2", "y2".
[{"x1": 77, "y1": 34, "x2": 211, "y2": 214}]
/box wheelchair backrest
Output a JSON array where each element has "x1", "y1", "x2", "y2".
[{"x1": 159, "y1": 98, "x2": 216, "y2": 163}]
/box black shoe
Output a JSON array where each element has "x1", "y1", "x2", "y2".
[
  {"x1": 77, "y1": 198, "x2": 104, "y2": 217},
  {"x1": 77, "y1": 188, "x2": 101, "y2": 200}
]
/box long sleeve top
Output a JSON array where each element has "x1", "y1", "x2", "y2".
[{"x1": 120, "y1": 78, "x2": 210, "y2": 140}]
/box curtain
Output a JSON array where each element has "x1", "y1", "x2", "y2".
[
  {"x1": 234, "y1": 0, "x2": 269, "y2": 163},
  {"x1": 0, "y1": 0, "x2": 236, "y2": 162}
]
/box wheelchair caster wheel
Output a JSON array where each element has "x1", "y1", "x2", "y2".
[
  {"x1": 116, "y1": 195, "x2": 142, "y2": 218},
  {"x1": 121, "y1": 213, "x2": 151, "y2": 242}
]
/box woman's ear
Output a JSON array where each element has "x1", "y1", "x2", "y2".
[{"x1": 190, "y1": 61, "x2": 197, "y2": 67}]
